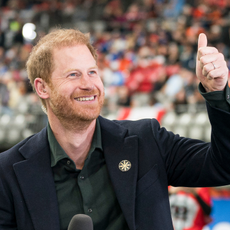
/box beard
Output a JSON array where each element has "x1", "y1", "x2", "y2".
[{"x1": 48, "y1": 88, "x2": 104, "y2": 130}]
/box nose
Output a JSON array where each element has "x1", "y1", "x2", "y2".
[{"x1": 79, "y1": 74, "x2": 94, "y2": 90}]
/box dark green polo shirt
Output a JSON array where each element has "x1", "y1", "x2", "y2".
[{"x1": 48, "y1": 120, "x2": 129, "y2": 230}]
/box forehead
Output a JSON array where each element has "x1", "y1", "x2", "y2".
[
  {"x1": 52, "y1": 44, "x2": 96, "y2": 69},
  {"x1": 53, "y1": 44, "x2": 92, "y2": 58}
]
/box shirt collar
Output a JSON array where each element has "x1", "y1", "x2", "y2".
[{"x1": 48, "y1": 119, "x2": 103, "y2": 167}]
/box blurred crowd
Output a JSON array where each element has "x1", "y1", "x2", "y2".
[{"x1": 0, "y1": 0, "x2": 230, "y2": 118}]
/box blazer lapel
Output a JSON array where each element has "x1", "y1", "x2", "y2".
[
  {"x1": 99, "y1": 117, "x2": 138, "y2": 230},
  {"x1": 13, "y1": 128, "x2": 60, "y2": 230}
]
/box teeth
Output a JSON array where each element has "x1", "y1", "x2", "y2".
[{"x1": 76, "y1": 96, "x2": 94, "y2": 101}]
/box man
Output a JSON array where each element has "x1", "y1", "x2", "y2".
[{"x1": 0, "y1": 29, "x2": 229, "y2": 230}]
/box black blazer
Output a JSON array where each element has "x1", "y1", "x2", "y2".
[{"x1": 1, "y1": 103, "x2": 230, "y2": 230}]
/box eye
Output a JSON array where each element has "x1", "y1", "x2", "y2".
[
  {"x1": 68, "y1": 71, "x2": 81, "y2": 78},
  {"x1": 89, "y1": 70, "x2": 97, "y2": 75},
  {"x1": 69, "y1": 73, "x2": 76, "y2": 77}
]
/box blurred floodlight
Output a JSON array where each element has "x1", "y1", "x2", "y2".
[{"x1": 22, "y1": 23, "x2": 37, "y2": 40}]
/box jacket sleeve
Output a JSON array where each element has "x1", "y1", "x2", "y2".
[{"x1": 152, "y1": 102, "x2": 230, "y2": 187}]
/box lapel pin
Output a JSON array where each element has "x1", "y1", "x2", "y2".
[{"x1": 118, "y1": 160, "x2": 131, "y2": 172}]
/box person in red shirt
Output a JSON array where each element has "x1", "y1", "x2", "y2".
[{"x1": 169, "y1": 187, "x2": 212, "y2": 230}]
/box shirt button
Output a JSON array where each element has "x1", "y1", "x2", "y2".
[
  {"x1": 79, "y1": 176, "x2": 85, "y2": 180},
  {"x1": 227, "y1": 95, "x2": 230, "y2": 100},
  {"x1": 67, "y1": 160, "x2": 71, "y2": 165},
  {"x1": 88, "y1": 208, "x2": 93, "y2": 213}
]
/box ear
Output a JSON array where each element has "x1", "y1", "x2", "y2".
[{"x1": 34, "y1": 78, "x2": 49, "y2": 99}]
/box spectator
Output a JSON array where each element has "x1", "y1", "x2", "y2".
[
  {"x1": 0, "y1": 78, "x2": 10, "y2": 115},
  {"x1": 169, "y1": 186, "x2": 212, "y2": 230}
]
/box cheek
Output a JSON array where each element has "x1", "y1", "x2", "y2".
[
  {"x1": 51, "y1": 75, "x2": 73, "y2": 89},
  {"x1": 98, "y1": 84, "x2": 105, "y2": 96},
  {"x1": 51, "y1": 85, "x2": 73, "y2": 102},
  {"x1": 96, "y1": 79, "x2": 104, "y2": 92}
]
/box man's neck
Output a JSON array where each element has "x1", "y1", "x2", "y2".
[{"x1": 49, "y1": 117, "x2": 96, "y2": 169}]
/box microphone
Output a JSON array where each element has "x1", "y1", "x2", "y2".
[{"x1": 68, "y1": 214, "x2": 93, "y2": 230}]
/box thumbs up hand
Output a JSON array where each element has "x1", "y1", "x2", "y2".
[{"x1": 196, "y1": 33, "x2": 228, "y2": 92}]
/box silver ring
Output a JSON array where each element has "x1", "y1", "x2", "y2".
[{"x1": 212, "y1": 62, "x2": 216, "y2": 69}]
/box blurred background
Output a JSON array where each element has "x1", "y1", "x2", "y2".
[{"x1": 0, "y1": 0, "x2": 230, "y2": 229}]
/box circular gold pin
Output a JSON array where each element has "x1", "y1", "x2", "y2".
[{"x1": 118, "y1": 160, "x2": 131, "y2": 172}]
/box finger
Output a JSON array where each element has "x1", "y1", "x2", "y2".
[
  {"x1": 202, "y1": 62, "x2": 216, "y2": 76},
  {"x1": 202, "y1": 59, "x2": 226, "y2": 76},
  {"x1": 199, "y1": 52, "x2": 225, "y2": 66},
  {"x1": 197, "y1": 47, "x2": 219, "y2": 60},
  {"x1": 198, "y1": 33, "x2": 207, "y2": 49},
  {"x1": 207, "y1": 67, "x2": 227, "y2": 80}
]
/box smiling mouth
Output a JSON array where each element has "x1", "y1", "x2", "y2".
[{"x1": 75, "y1": 96, "x2": 95, "y2": 101}]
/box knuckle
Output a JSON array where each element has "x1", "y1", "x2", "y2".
[
  {"x1": 213, "y1": 47, "x2": 218, "y2": 53},
  {"x1": 202, "y1": 69, "x2": 206, "y2": 76},
  {"x1": 200, "y1": 56, "x2": 206, "y2": 64},
  {"x1": 208, "y1": 71, "x2": 215, "y2": 78},
  {"x1": 203, "y1": 64, "x2": 210, "y2": 72},
  {"x1": 218, "y1": 53, "x2": 224, "y2": 60},
  {"x1": 199, "y1": 48, "x2": 206, "y2": 56}
]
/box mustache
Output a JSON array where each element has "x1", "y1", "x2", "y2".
[{"x1": 73, "y1": 89, "x2": 101, "y2": 98}]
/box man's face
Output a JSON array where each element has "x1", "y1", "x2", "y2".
[{"x1": 46, "y1": 44, "x2": 104, "y2": 126}]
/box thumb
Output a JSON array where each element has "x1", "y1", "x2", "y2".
[{"x1": 197, "y1": 33, "x2": 207, "y2": 50}]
